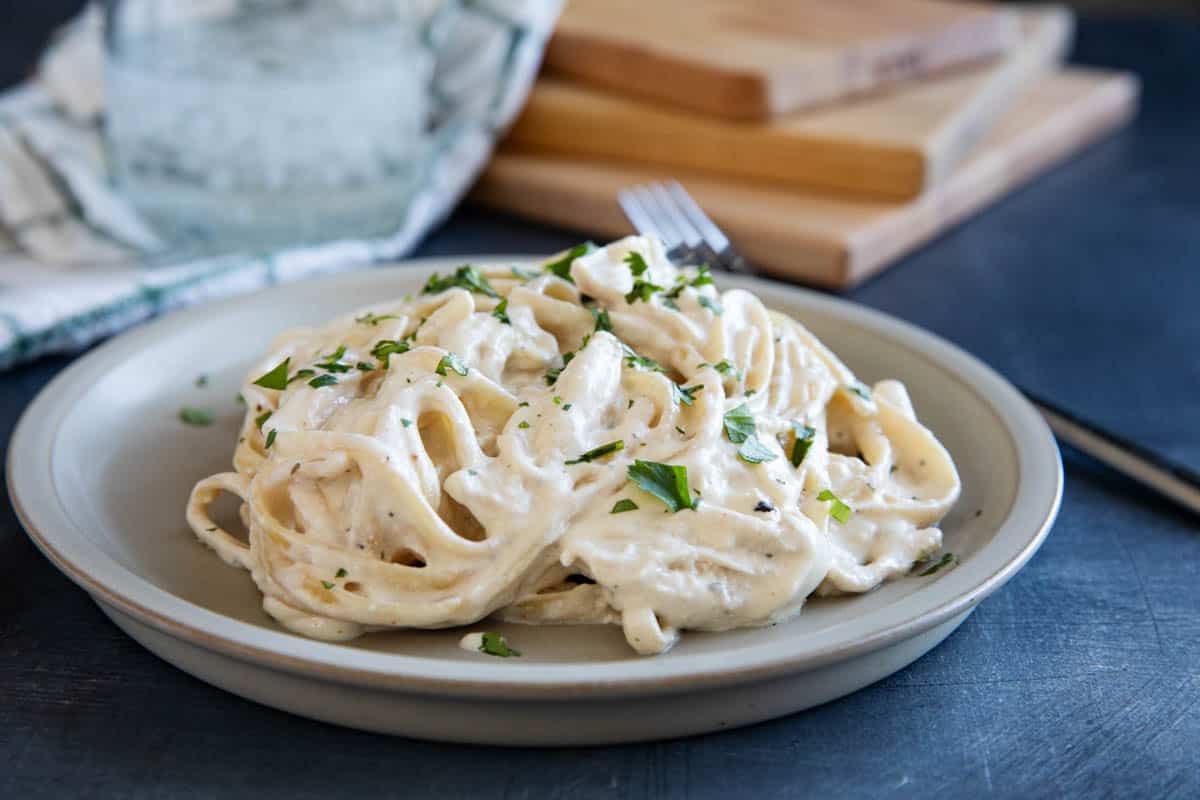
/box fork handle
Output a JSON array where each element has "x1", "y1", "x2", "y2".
[{"x1": 1024, "y1": 389, "x2": 1200, "y2": 517}]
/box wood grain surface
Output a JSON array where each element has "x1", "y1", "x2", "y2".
[
  {"x1": 546, "y1": 0, "x2": 1021, "y2": 118},
  {"x1": 478, "y1": 69, "x2": 1139, "y2": 289},
  {"x1": 509, "y1": 7, "x2": 1074, "y2": 199}
]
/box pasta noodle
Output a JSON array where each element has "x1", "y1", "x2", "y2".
[{"x1": 187, "y1": 236, "x2": 961, "y2": 655}]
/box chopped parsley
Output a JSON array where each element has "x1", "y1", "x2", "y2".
[
  {"x1": 286, "y1": 369, "x2": 316, "y2": 385},
  {"x1": 675, "y1": 426, "x2": 686, "y2": 435},
  {"x1": 518, "y1": 420, "x2": 530, "y2": 429},
  {"x1": 308, "y1": 374, "x2": 338, "y2": 389},
  {"x1": 194, "y1": 374, "x2": 208, "y2": 387},
  {"x1": 401, "y1": 418, "x2": 414, "y2": 428},
  {"x1": 627, "y1": 459, "x2": 698, "y2": 513},
  {"x1": 690, "y1": 264, "x2": 714, "y2": 287},
  {"x1": 736, "y1": 436, "x2": 776, "y2": 464},
  {"x1": 790, "y1": 423, "x2": 816, "y2": 467},
  {"x1": 422, "y1": 264, "x2": 499, "y2": 298},
  {"x1": 591, "y1": 306, "x2": 612, "y2": 333},
  {"x1": 919, "y1": 553, "x2": 956, "y2": 576},
  {"x1": 435, "y1": 352, "x2": 469, "y2": 377},
  {"x1": 491, "y1": 298, "x2": 511, "y2": 325},
  {"x1": 479, "y1": 632, "x2": 521, "y2": 657},
  {"x1": 264, "y1": 429, "x2": 277, "y2": 449},
  {"x1": 662, "y1": 296, "x2": 680, "y2": 311},
  {"x1": 544, "y1": 243, "x2": 594, "y2": 284},
  {"x1": 236, "y1": 393, "x2": 245, "y2": 405},
  {"x1": 544, "y1": 366, "x2": 563, "y2": 386},
  {"x1": 723, "y1": 403, "x2": 777, "y2": 464},
  {"x1": 817, "y1": 489, "x2": 852, "y2": 524},
  {"x1": 179, "y1": 407, "x2": 214, "y2": 426},
  {"x1": 622, "y1": 345, "x2": 666, "y2": 373},
  {"x1": 672, "y1": 383, "x2": 703, "y2": 407},
  {"x1": 624, "y1": 251, "x2": 650, "y2": 276},
  {"x1": 254, "y1": 410, "x2": 272, "y2": 430},
  {"x1": 698, "y1": 295, "x2": 723, "y2": 315},
  {"x1": 372, "y1": 338, "x2": 410, "y2": 369},
  {"x1": 610, "y1": 499, "x2": 639, "y2": 514},
  {"x1": 712, "y1": 360, "x2": 742, "y2": 380},
  {"x1": 253, "y1": 358, "x2": 291, "y2": 390},
  {"x1": 511, "y1": 265, "x2": 540, "y2": 281},
  {"x1": 754, "y1": 500, "x2": 774, "y2": 513},
  {"x1": 563, "y1": 403, "x2": 573, "y2": 411},
  {"x1": 335, "y1": 568, "x2": 347, "y2": 578},
  {"x1": 321, "y1": 580, "x2": 335, "y2": 590},
  {"x1": 722, "y1": 403, "x2": 756, "y2": 444},
  {"x1": 316, "y1": 345, "x2": 352, "y2": 373},
  {"x1": 625, "y1": 279, "x2": 664, "y2": 304},
  {"x1": 552, "y1": 395, "x2": 563, "y2": 405},
  {"x1": 847, "y1": 382, "x2": 872, "y2": 401},
  {"x1": 518, "y1": 401, "x2": 530, "y2": 407},
  {"x1": 566, "y1": 440, "x2": 625, "y2": 464},
  {"x1": 355, "y1": 312, "x2": 400, "y2": 326}
]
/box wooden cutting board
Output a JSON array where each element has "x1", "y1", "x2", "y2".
[
  {"x1": 473, "y1": 69, "x2": 1139, "y2": 289},
  {"x1": 545, "y1": 0, "x2": 1021, "y2": 119},
  {"x1": 510, "y1": 7, "x2": 1073, "y2": 200}
]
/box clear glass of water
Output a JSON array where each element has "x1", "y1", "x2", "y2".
[{"x1": 102, "y1": 0, "x2": 434, "y2": 252}]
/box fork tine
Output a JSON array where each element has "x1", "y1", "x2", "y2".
[
  {"x1": 617, "y1": 189, "x2": 661, "y2": 242},
  {"x1": 664, "y1": 182, "x2": 754, "y2": 274},
  {"x1": 634, "y1": 185, "x2": 686, "y2": 252},
  {"x1": 649, "y1": 183, "x2": 700, "y2": 249}
]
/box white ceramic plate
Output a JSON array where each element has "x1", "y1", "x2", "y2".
[{"x1": 8, "y1": 258, "x2": 1061, "y2": 745}]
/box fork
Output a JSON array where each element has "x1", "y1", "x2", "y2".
[{"x1": 618, "y1": 180, "x2": 1200, "y2": 518}]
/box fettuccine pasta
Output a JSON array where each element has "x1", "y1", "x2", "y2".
[{"x1": 187, "y1": 236, "x2": 960, "y2": 655}]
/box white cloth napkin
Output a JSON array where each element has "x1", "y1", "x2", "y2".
[{"x1": 0, "y1": 1, "x2": 560, "y2": 370}]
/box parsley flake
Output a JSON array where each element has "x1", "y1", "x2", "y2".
[
  {"x1": 625, "y1": 279, "x2": 664, "y2": 304},
  {"x1": 264, "y1": 429, "x2": 277, "y2": 449},
  {"x1": 672, "y1": 383, "x2": 703, "y2": 407},
  {"x1": 847, "y1": 382, "x2": 873, "y2": 401},
  {"x1": 479, "y1": 632, "x2": 521, "y2": 657},
  {"x1": 712, "y1": 360, "x2": 742, "y2": 380},
  {"x1": 918, "y1": 553, "x2": 956, "y2": 576},
  {"x1": 321, "y1": 580, "x2": 335, "y2": 590},
  {"x1": 335, "y1": 568, "x2": 347, "y2": 578},
  {"x1": 492, "y1": 298, "x2": 511, "y2": 325},
  {"x1": 254, "y1": 410, "x2": 272, "y2": 430},
  {"x1": 591, "y1": 306, "x2": 612, "y2": 333},
  {"x1": 790, "y1": 424, "x2": 817, "y2": 467},
  {"x1": 194, "y1": 374, "x2": 208, "y2": 387},
  {"x1": 611, "y1": 499, "x2": 638, "y2": 514},
  {"x1": 355, "y1": 312, "x2": 400, "y2": 326},
  {"x1": 401, "y1": 418, "x2": 413, "y2": 428},
  {"x1": 253, "y1": 358, "x2": 291, "y2": 390},
  {"x1": 308, "y1": 374, "x2": 338, "y2": 389},
  {"x1": 698, "y1": 295, "x2": 723, "y2": 315},
  {"x1": 435, "y1": 352, "x2": 469, "y2": 377},
  {"x1": 518, "y1": 420, "x2": 530, "y2": 429},
  {"x1": 511, "y1": 265, "x2": 540, "y2": 281},
  {"x1": 370, "y1": 339, "x2": 409, "y2": 369},
  {"x1": 544, "y1": 243, "x2": 594, "y2": 284},
  {"x1": 357, "y1": 362, "x2": 375, "y2": 372},
  {"x1": 627, "y1": 460, "x2": 698, "y2": 513},
  {"x1": 422, "y1": 264, "x2": 498, "y2": 298},
  {"x1": 723, "y1": 404, "x2": 777, "y2": 464},
  {"x1": 624, "y1": 251, "x2": 651, "y2": 277},
  {"x1": 179, "y1": 407, "x2": 214, "y2": 426},
  {"x1": 817, "y1": 489, "x2": 852, "y2": 524},
  {"x1": 566, "y1": 440, "x2": 625, "y2": 465}
]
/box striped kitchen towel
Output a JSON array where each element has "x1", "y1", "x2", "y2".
[{"x1": 0, "y1": 1, "x2": 560, "y2": 371}]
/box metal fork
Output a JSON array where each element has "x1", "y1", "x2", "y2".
[{"x1": 618, "y1": 180, "x2": 1200, "y2": 518}]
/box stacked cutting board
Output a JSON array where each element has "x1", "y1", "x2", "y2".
[{"x1": 472, "y1": 0, "x2": 1140, "y2": 289}]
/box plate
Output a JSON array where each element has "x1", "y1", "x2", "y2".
[{"x1": 7, "y1": 258, "x2": 1061, "y2": 745}]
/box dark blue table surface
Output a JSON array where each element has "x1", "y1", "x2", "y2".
[{"x1": 2, "y1": 15, "x2": 1197, "y2": 800}]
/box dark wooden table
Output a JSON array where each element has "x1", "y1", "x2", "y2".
[{"x1": 2, "y1": 13, "x2": 1198, "y2": 799}]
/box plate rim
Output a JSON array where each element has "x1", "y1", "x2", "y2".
[{"x1": 7, "y1": 256, "x2": 1063, "y2": 698}]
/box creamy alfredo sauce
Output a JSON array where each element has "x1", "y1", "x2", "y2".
[{"x1": 187, "y1": 236, "x2": 961, "y2": 655}]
